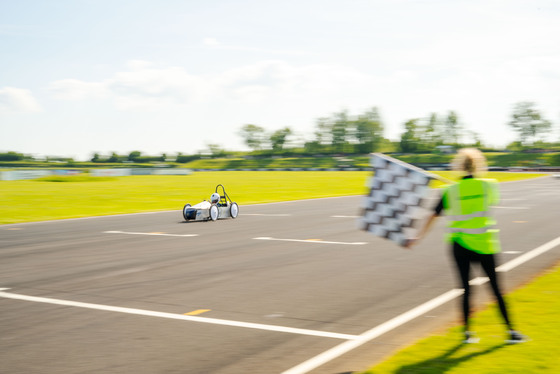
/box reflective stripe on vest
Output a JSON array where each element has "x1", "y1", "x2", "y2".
[
  {"x1": 448, "y1": 225, "x2": 497, "y2": 234},
  {"x1": 447, "y1": 210, "x2": 491, "y2": 221}
]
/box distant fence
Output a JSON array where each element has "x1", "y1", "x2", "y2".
[
  {"x1": 2, "y1": 166, "x2": 558, "y2": 181},
  {"x1": 89, "y1": 169, "x2": 132, "y2": 177},
  {"x1": 0, "y1": 169, "x2": 85, "y2": 180},
  {"x1": 90, "y1": 169, "x2": 193, "y2": 177},
  {"x1": 0, "y1": 170, "x2": 54, "y2": 181},
  {"x1": 1, "y1": 168, "x2": 192, "y2": 180}
]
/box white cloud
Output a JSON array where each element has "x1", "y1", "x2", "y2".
[
  {"x1": 0, "y1": 87, "x2": 41, "y2": 112},
  {"x1": 203, "y1": 37, "x2": 220, "y2": 47},
  {"x1": 46, "y1": 60, "x2": 375, "y2": 111},
  {"x1": 201, "y1": 37, "x2": 307, "y2": 56},
  {"x1": 48, "y1": 62, "x2": 208, "y2": 110},
  {"x1": 48, "y1": 79, "x2": 108, "y2": 101}
]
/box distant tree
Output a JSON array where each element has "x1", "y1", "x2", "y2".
[
  {"x1": 353, "y1": 107, "x2": 384, "y2": 153},
  {"x1": 314, "y1": 117, "x2": 332, "y2": 146},
  {"x1": 91, "y1": 153, "x2": 100, "y2": 162},
  {"x1": 505, "y1": 141, "x2": 524, "y2": 152},
  {"x1": 309, "y1": 107, "x2": 386, "y2": 154},
  {"x1": 422, "y1": 113, "x2": 443, "y2": 150},
  {"x1": 107, "y1": 152, "x2": 119, "y2": 163},
  {"x1": 399, "y1": 119, "x2": 421, "y2": 153},
  {"x1": 507, "y1": 102, "x2": 552, "y2": 146},
  {"x1": 176, "y1": 153, "x2": 200, "y2": 163},
  {"x1": 269, "y1": 127, "x2": 292, "y2": 152},
  {"x1": 444, "y1": 111, "x2": 461, "y2": 144},
  {"x1": 331, "y1": 110, "x2": 349, "y2": 153},
  {"x1": 0, "y1": 151, "x2": 24, "y2": 161},
  {"x1": 206, "y1": 144, "x2": 226, "y2": 157},
  {"x1": 128, "y1": 151, "x2": 141, "y2": 162},
  {"x1": 239, "y1": 124, "x2": 266, "y2": 151}
]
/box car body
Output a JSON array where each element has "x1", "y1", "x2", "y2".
[{"x1": 182, "y1": 184, "x2": 239, "y2": 221}]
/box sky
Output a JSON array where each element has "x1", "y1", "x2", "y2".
[{"x1": 1, "y1": 0, "x2": 560, "y2": 161}]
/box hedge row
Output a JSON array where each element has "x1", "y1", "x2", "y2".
[{"x1": 2, "y1": 153, "x2": 559, "y2": 171}]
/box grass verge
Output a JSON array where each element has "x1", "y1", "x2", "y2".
[
  {"x1": 0, "y1": 171, "x2": 548, "y2": 225},
  {"x1": 361, "y1": 262, "x2": 560, "y2": 374},
  {"x1": 0, "y1": 171, "x2": 369, "y2": 224}
]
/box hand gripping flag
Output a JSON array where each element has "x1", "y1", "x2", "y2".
[{"x1": 358, "y1": 153, "x2": 441, "y2": 247}]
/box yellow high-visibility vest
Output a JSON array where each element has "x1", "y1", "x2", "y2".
[{"x1": 442, "y1": 178, "x2": 500, "y2": 254}]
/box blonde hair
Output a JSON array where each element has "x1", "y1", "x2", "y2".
[{"x1": 451, "y1": 148, "x2": 487, "y2": 176}]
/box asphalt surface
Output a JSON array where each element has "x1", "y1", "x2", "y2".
[{"x1": 1, "y1": 176, "x2": 559, "y2": 374}]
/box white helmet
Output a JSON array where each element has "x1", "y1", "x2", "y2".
[{"x1": 210, "y1": 193, "x2": 220, "y2": 204}]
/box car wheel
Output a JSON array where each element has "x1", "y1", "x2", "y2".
[
  {"x1": 182, "y1": 204, "x2": 191, "y2": 220},
  {"x1": 230, "y1": 202, "x2": 239, "y2": 218},
  {"x1": 210, "y1": 205, "x2": 219, "y2": 221}
]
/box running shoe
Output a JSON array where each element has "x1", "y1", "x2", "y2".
[
  {"x1": 506, "y1": 330, "x2": 528, "y2": 344},
  {"x1": 463, "y1": 331, "x2": 480, "y2": 344}
]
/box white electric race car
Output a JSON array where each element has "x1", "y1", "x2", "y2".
[{"x1": 182, "y1": 184, "x2": 239, "y2": 222}]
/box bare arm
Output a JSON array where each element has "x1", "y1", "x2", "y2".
[{"x1": 405, "y1": 212, "x2": 439, "y2": 249}]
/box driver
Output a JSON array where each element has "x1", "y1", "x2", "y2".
[{"x1": 210, "y1": 193, "x2": 221, "y2": 206}]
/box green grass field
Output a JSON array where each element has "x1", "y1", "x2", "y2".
[
  {"x1": 361, "y1": 262, "x2": 560, "y2": 374},
  {"x1": 0, "y1": 171, "x2": 548, "y2": 224},
  {"x1": 0, "y1": 171, "x2": 370, "y2": 224}
]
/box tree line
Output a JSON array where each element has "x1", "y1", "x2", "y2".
[
  {"x1": 1, "y1": 101, "x2": 556, "y2": 163},
  {"x1": 234, "y1": 101, "x2": 557, "y2": 157}
]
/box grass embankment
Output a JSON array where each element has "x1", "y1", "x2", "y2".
[{"x1": 361, "y1": 262, "x2": 560, "y2": 374}]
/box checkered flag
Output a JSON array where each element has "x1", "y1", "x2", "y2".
[{"x1": 358, "y1": 153, "x2": 437, "y2": 247}]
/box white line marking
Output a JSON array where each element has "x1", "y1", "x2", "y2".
[
  {"x1": 0, "y1": 290, "x2": 359, "y2": 341},
  {"x1": 281, "y1": 289, "x2": 464, "y2": 374},
  {"x1": 503, "y1": 251, "x2": 522, "y2": 254},
  {"x1": 2, "y1": 210, "x2": 177, "y2": 227},
  {"x1": 497, "y1": 235, "x2": 560, "y2": 273},
  {"x1": 254, "y1": 237, "x2": 367, "y2": 245},
  {"x1": 469, "y1": 277, "x2": 489, "y2": 286},
  {"x1": 282, "y1": 234, "x2": 560, "y2": 374},
  {"x1": 243, "y1": 214, "x2": 292, "y2": 217},
  {"x1": 331, "y1": 215, "x2": 359, "y2": 218},
  {"x1": 104, "y1": 231, "x2": 198, "y2": 237}
]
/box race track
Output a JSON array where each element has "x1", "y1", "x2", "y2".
[{"x1": 1, "y1": 176, "x2": 559, "y2": 374}]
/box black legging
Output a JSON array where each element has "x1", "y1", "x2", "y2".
[{"x1": 452, "y1": 241, "x2": 512, "y2": 331}]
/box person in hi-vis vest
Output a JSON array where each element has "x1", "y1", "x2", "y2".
[{"x1": 407, "y1": 148, "x2": 527, "y2": 344}]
